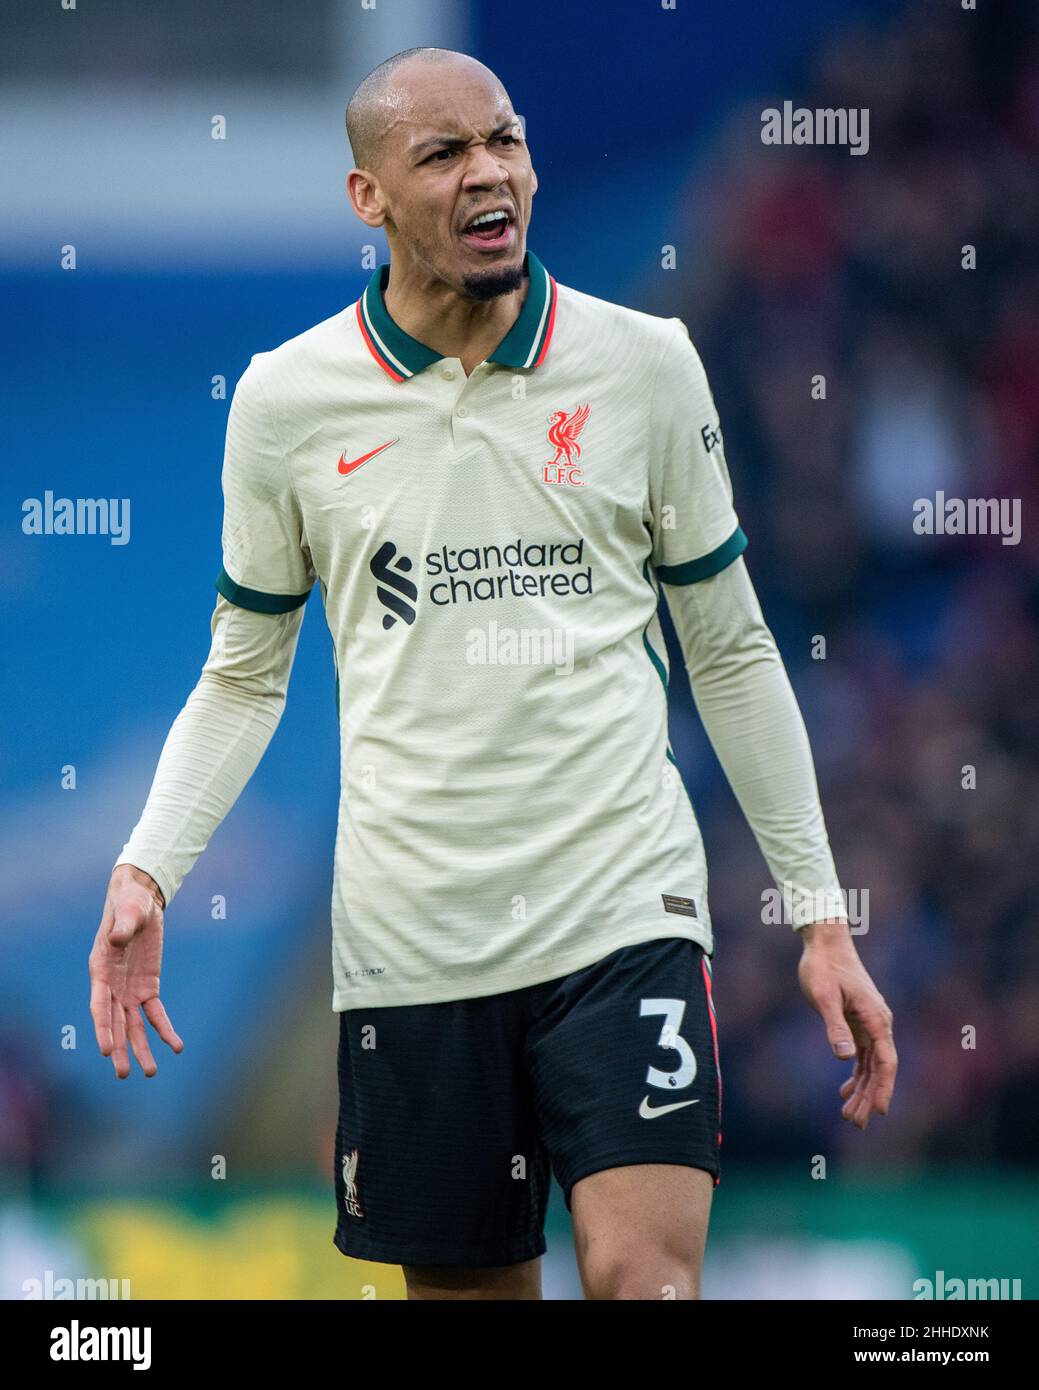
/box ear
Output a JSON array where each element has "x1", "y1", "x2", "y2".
[
  {"x1": 347, "y1": 167, "x2": 387, "y2": 229},
  {"x1": 531, "y1": 166, "x2": 538, "y2": 197}
]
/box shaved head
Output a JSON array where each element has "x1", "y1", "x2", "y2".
[
  {"x1": 346, "y1": 47, "x2": 507, "y2": 172},
  {"x1": 343, "y1": 44, "x2": 536, "y2": 310}
]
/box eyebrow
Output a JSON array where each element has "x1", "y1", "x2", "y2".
[{"x1": 411, "y1": 119, "x2": 520, "y2": 159}]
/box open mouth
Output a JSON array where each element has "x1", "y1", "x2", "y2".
[{"x1": 460, "y1": 209, "x2": 514, "y2": 250}]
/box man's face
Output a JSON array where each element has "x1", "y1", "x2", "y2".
[{"x1": 358, "y1": 61, "x2": 537, "y2": 300}]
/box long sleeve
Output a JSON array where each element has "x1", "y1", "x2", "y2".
[
  {"x1": 113, "y1": 594, "x2": 306, "y2": 907},
  {"x1": 114, "y1": 356, "x2": 317, "y2": 906},
  {"x1": 662, "y1": 555, "x2": 848, "y2": 928}
]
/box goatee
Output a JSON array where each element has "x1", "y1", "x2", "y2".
[{"x1": 461, "y1": 264, "x2": 525, "y2": 301}]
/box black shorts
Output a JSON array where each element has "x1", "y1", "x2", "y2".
[{"x1": 333, "y1": 936, "x2": 722, "y2": 1269}]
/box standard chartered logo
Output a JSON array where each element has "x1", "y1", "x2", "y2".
[
  {"x1": 369, "y1": 539, "x2": 418, "y2": 629},
  {"x1": 426, "y1": 537, "x2": 592, "y2": 605},
  {"x1": 371, "y1": 536, "x2": 594, "y2": 632}
]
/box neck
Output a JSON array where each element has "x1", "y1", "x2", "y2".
[{"x1": 383, "y1": 249, "x2": 528, "y2": 375}]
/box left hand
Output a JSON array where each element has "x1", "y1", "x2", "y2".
[{"x1": 797, "y1": 919, "x2": 897, "y2": 1129}]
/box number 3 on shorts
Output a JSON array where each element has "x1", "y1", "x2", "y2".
[{"x1": 640, "y1": 997, "x2": 697, "y2": 1090}]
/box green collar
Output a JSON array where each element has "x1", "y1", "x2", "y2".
[{"x1": 357, "y1": 250, "x2": 557, "y2": 380}]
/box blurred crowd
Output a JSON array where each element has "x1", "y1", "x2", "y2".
[{"x1": 658, "y1": 0, "x2": 1039, "y2": 1171}]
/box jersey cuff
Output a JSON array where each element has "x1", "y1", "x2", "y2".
[
  {"x1": 655, "y1": 525, "x2": 748, "y2": 585},
  {"x1": 216, "y1": 566, "x2": 311, "y2": 613}
]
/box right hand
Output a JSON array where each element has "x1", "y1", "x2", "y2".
[{"x1": 89, "y1": 865, "x2": 184, "y2": 1078}]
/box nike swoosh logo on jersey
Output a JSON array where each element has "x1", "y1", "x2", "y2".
[
  {"x1": 639, "y1": 1096, "x2": 699, "y2": 1119},
  {"x1": 338, "y1": 437, "x2": 399, "y2": 475}
]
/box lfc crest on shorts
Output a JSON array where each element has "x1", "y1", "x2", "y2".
[
  {"x1": 543, "y1": 403, "x2": 590, "y2": 486},
  {"x1": 341, "y1": 1147, "x2": 365, "y2": 1219}
]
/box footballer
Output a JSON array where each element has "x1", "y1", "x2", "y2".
[{"x1": 89, "y1": 47, "x2": 897, "y2": 1301}]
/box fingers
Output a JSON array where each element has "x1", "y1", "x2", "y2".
[
  {"x1": 854, "y1": 1010, "x2": 896, "y2": 1126},
  {"x1": 817, "y1": 989, "x2": 878, "y2": 1125},
  {"x1": 94, "y1": 991, "x2": 182, "y2": 1077},
  {"x1": 126, "y1": 1006, "x2": 158, "y2": 1078},
  {"x1": 864, "y1": 1033, "x2": 898, "y2": 1118},
  {"x1": 90, "y1": 897, "x2": 118, "y2": 1056},
  {"x1": 108, "y1": 899, "x2": 146, "y2": 947},
  {"x1": 142, "y1": 996, "x2": 184, "y2": 1054},
  {"x1": 841, "y1": 1020, "x2": 898, "y2": 1129},
  {"x1": 839, "y1": 1054, "x2": 863, "y2": 1101},
  {"x1": 89, "y1": 975, "x2": 114, "y2": 1057},
  {"x1": 811, "y1": 963, "x2": 896, "y2": 1128},
  {"x1": 843, "y1": 1047, "x2": 873, "y2": 1127},
  {"x1": 815, "y1": 991, "x2": 857, "y2": 1059},
  {"x1": 110, "y1": 1002, "x2": 131, "y2": 1080}
]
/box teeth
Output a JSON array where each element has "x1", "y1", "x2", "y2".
[{"x1": 468, "y1": 210, "x2": 508, "y2": 229}]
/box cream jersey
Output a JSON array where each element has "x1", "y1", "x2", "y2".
[{"x1": 117, "y1": 250, "x2": 848, "y2": 1009}]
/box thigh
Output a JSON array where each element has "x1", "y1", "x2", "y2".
[
  {"x1": 526, "y1": 937, "x2": 722, "y2": 1208},
  {"x1": 570, "y1": 1163, "x2": 714, "y2": 1299},
  {"x1": 333, "y1": 990, "x2": 552, "y2": 1270}
]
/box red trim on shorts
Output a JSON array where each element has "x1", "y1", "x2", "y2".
[{"x1": 702, "y1": 954, "x2": 722, "y2": 1185}]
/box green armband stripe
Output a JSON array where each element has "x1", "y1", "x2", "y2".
[
  {"x1": 216, "y1": 567, "x2": 311, "y2": 614},
  {"x1": 656, "y1": 525, "x2": 748, "y2": 585}
]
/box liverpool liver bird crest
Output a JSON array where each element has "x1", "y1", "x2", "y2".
[
  {"x1": 545, "y1": 403, "x2": 590, "y2": 468},
  {"x1": 341, "y1": 1147, "x2": 364, "y2": 1216}
]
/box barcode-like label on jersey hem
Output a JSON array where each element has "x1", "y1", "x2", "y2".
[{"x1": 662, "y1": 894, "x2": 698, "y2": 918}]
